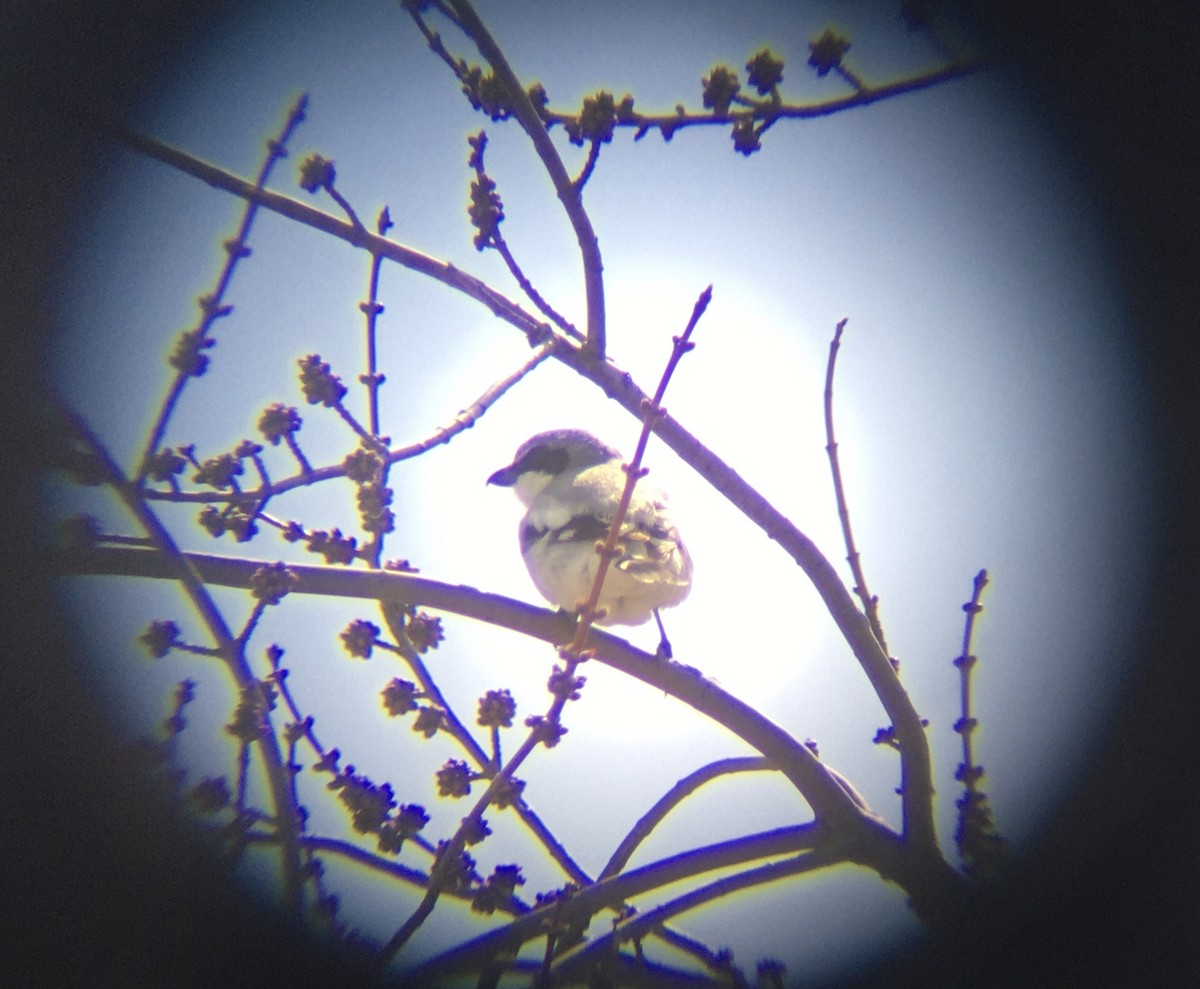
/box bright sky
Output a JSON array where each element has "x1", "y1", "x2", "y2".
[{"x1": 50, "y1": 0, "x2": 1156, "y2": 982}]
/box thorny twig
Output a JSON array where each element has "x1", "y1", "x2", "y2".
[{"x1": 566, "y1": 284, "x2": 711, "y2": 653}]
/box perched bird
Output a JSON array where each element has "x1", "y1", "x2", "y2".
[{"x1": 487, "y1": 429, "x2": 692, "y2": 649}]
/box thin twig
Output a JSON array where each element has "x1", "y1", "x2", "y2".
[
  {"x1": 325, "y1": 182, "x2": 366, "y2": 233},
  {"x1": 468, "y1": 130, "x2": 583, "y2": 340},
  {"x1": 377, "y1": 603, "x2": 491, "y2": 769},
  {"x1": 954, "y1": 569, "x2": 989, "y2": 782},
  {"x1": 491, "y1": 235, "x2": 583, "y2": 341},
  {"x1": 332, "y1": 400, "x2": 380, "y2": 449},
  {"x1": 236, "y1": 599, "x2": 269, "y2": 650},
  {"x1": 362, "y1": 206, "x2": 394, "y2": 439},
  {"x1": 134, "y1": 93, "x2": 308, "y2": 486},
  {"x1": 140, "y1": 343, "x2": 553, "y2": 509},
  {"x1": 571, "y1": 138, "x2": 602, "y2": 192},
  {"x1": 834, "y1": 62, "x2": 867, "y2": 92},
  {"x1": 237, "y1": 830, "x2": 453, "y2": 894},
  {"x1": 599, "y1": 757, "x2": 771, "y2": 880},
  {"x1": 952, "y1": 568, "x2": 1005, "y2": 877},
  {"x1": 512, "y1": 801, "x2": 594, "y2": 888},
  {"x1": 284, "y1": 431, "x2": 312, "y2": 475},
  {"x1": 823, "y1": 317, "x2": 889, "y2": 657},
  {"x1": 566, "y1": 284, "x2": 711, "y2": 653},
  {"x1": 385, "y1": 340, "x2": 553, "y2": 464}
]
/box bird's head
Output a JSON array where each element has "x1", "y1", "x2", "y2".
[{"x1": 487, "y1": 429, "x2": 620, "y2": 507}]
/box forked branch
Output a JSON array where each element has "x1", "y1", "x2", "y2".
[{"x1": 414, "y1": 0, "x2": 609, "y2": 355}]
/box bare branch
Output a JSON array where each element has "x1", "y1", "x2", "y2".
[
  {"x1": 599, "y1": 757, "x2": 772, "y2": 881},
  {"x1": 571, "y1": 138, "x2": 602, "y2": 192},
  {"x1": 824, "y1": 317, "x2": 889, "y2": 657},
  {"x1": 139, "y1": 343, "x2": 552, "y2": 507},
  {"x1": 362, "y1": 206, "x2": 394, "y2": 439}
]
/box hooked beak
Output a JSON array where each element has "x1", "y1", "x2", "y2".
[{"x1": 487, "y1": 464, "x2": 518, "y2": 487}]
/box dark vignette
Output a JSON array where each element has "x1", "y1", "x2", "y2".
[{"x1": 1, "y1": 2, "x2": 1196, "y2": 986}]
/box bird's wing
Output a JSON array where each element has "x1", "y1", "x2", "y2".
[
  {"x1": 522, "y1": 464, "x2": 690, "y2": 586},
  {"x1": 612, "y1": 508, "x2": 691, "y2": 587}
]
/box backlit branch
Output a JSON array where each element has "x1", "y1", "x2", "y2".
[{"x1": 824, "y1": 317, "x2": 890, "y2": 658}]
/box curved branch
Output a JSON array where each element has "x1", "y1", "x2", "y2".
[
  {"x1": 599, "y1": 757, "x2": 772, "y2": 880},
  {"x1": 54, "y1": 544, "x2": 865, "y2": 827}
]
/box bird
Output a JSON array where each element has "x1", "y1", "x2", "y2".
[{"x1": 487, "y1": 429, "x2": 692, "y2": 653}]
